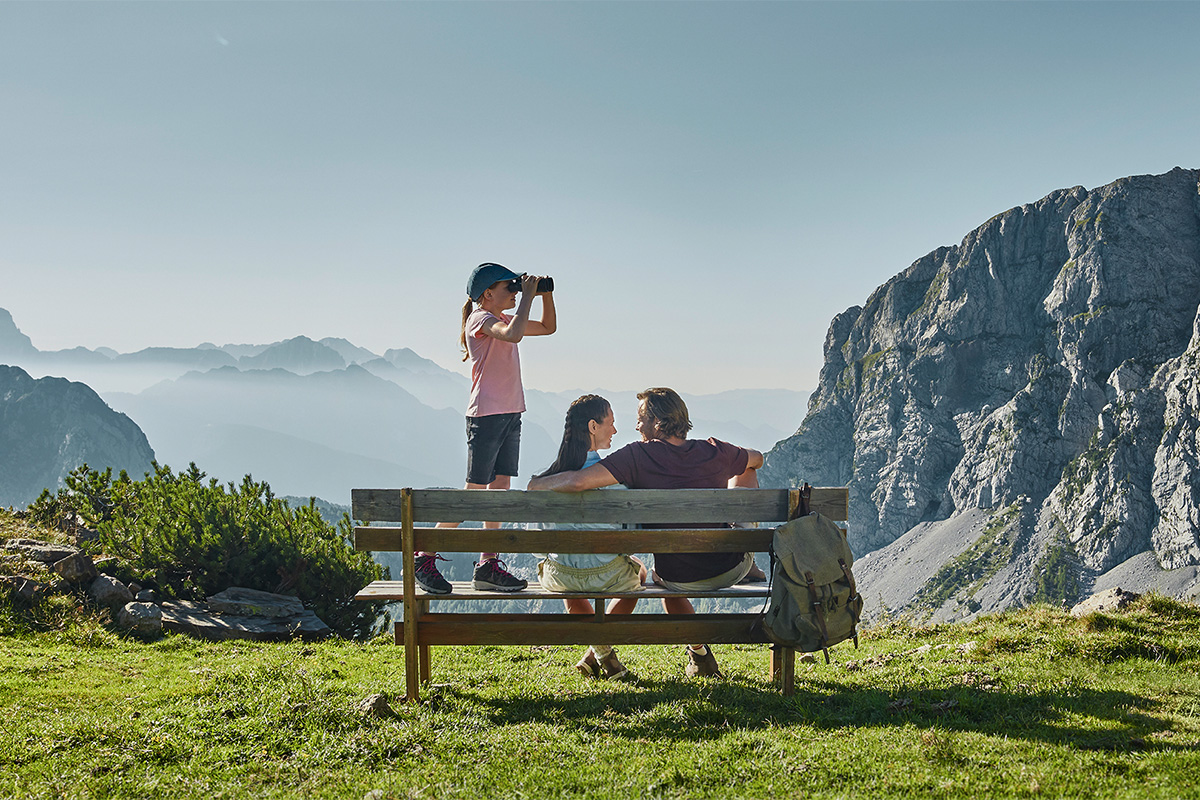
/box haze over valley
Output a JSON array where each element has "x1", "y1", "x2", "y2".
[{"x1": 0, "y1": 309, "x2": 807, "y2": 505}]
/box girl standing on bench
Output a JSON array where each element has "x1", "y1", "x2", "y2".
[
  {"x1": 414, "y1": 262, "x2": 556, "y2": 595},
  {"x1": 532, "y1": 394, "x2": 645, "y2": 682}
]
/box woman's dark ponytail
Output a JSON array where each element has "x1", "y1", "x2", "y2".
[{"x1": 537, "y1": 395, "x2": 611, "y2": 477}]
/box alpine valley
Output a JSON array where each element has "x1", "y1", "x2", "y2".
[{"x1": 4, "y1": 168, "x2": 1199, "y2": 619}]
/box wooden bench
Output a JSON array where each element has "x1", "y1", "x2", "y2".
[{"x1": 352, "y1": 486, "x2": 849, "y2": 701}]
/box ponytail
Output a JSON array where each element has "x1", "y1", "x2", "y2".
[
  {"x1": 537, "y1": 395, "x2": 611, "y2": 477},
  {"x1": 459, "y1": 298, "x2": 474, "y2": 362}
]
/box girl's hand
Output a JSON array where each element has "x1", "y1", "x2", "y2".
[{"x1": 521, "y1": 273, "x2": 540, "y2": 296}]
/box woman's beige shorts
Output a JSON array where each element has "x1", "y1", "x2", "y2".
[{"x1": 538, "y1": 555, "x2": 644, "y2": 594}]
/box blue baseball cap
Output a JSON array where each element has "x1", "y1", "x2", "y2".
[{"x1": 467, "y1": 262, "x2": 522, "y2": 301}]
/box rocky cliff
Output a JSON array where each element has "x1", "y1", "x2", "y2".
[
  {"x1": 0, "y1": 365, "x2": 156, "y2": 508},
  {"x1": 763, "y1": 167, "x2": 1200, "y2": 619}
]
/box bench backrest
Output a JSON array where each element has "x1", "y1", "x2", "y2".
[{"x1": 352, "y1": 487, "x2": 848, "y2": 554}]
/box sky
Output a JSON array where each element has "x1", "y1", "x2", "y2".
[{"x1": 2, "y1": 1, "x2": 1198, "y2": 396}]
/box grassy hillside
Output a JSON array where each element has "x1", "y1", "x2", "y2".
[{"x1": 3, "y1": 585, "x2": 1199, "y2": 798}]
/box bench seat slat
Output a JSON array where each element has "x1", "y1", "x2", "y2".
[
  {"x1": 401, "y1": 613, "x2": 772, "y2": 646},
  {"x1": 355, "y1": 579, "x2": 771, "y2": 602},
  {"x1": 353, "y1": 526, "x2": 776, "y2": 553}
]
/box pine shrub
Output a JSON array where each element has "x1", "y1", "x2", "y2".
[{"x1": 29, "y1": 464, "x2": 384, "y2": 638}]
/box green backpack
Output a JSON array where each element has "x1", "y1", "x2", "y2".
[{"x1": 762, "y1": 487, "x2": 863, "y2": 662}]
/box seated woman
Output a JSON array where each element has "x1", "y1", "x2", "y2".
[{"x1": 531, "y1": 394, "x2": 644, "y2": 682}]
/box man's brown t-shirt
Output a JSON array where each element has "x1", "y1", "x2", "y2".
[{"x1": 598, "y1": 438, "x2": 750, "y2": 582}]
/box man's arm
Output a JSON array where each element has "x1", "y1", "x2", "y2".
[
  {"x1": 728, "y1": 448, "x2": 763, "y2": 489},
  {"x1": 527, "y1": 463, "x2": 618, "y2": 492}
]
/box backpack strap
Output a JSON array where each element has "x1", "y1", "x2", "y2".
[
  {"x1": 787, "y1": 482, "x2": 814, "y2": 521},
  {"x1": 804, "y1": 570, "x2": 832, "y2": 664},
  {"x1": 839, "y1": 559, "x2": 860, "y2": 615},
  {"x1": 839, "y1": 557, "x2": 862, "y2": 649}
]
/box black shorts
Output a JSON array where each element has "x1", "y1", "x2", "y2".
[{"x1": 465, "y1": 412, "x2": 522, "y2": 485}]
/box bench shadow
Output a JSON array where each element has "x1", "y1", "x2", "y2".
[{"x1": 447, "y1": 677, "x2": 1196, "y2": 753}]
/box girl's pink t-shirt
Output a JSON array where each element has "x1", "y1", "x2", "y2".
[{"x1": 466, "y1": 308, "x2": 526, "y2": 417}]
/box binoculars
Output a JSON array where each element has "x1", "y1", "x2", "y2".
[{"x1": 510, "y1": 276, "x2": 554, "y2": 293}]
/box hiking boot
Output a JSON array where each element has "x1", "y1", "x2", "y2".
[
  {"x1": 472, "y1": 557, "x2": 527, "y2": 592},
  {"x1": 413, "y1": 554, "x2": 452, "y2": 595},
  {"x1": 576, "y1": 648, "x2": 638, "y2": 683},
  {"x1": 576, "y1": 648, "x2": 602, "y2": 679},
  {"x1": 598, "y1": 648, "x2": 638, "y2": 683},
  {"x1": 685, "y1": 645, "x2": 724, "y2": 678}
]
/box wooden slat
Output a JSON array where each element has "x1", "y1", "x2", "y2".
[
  {"x1": 355, "y1": 580, "x2": 771, "y2": 602},
  {"x1": 399, "y1": 613, "x2": 771, "y2": 646},
  {"x1": 354, "y1": 526, "x2": 776, "y2": 554},
  {"x1": 353, "y1": 487, "x2": 848, "y2": 524}
]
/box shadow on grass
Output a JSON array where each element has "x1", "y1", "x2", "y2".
[{"x1": 449, "y1": 677, "x2": 1197, "y2": 753}]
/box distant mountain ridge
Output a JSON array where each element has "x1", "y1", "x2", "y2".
[
  {"x1": 763, "y1": 167, "x2": 1200, "y2": 619},
  {"x1": 0, "y1": 364, "x2": 155, "y2": 508},
  {"x1": 2, "y1": 310, "x2": 805, "y2": 505}
]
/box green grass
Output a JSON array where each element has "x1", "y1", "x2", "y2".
[{"x1": 4, "y1": 596, "x2": 1200, "y2": 798}]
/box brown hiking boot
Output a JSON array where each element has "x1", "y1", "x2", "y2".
[
  {"x1": 685, "y1": 645, "x2": 724, "y2": 678},
  {"x1": 575, "y1": 648, "x2": 601, "y2": 679},
  {"x1": 576, "y1": 648, "x2": 638, "y2": 682},
  {"x1": 598, "y1": 648, "x2": 637, "y2": 683}
]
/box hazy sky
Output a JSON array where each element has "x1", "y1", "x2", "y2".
[{"x1": 2, "y1": 1, "x2": 1197, "y2": 395}]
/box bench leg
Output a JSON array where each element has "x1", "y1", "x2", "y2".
[
  {"x1": 419, "y1": 600, "x2": 431, "y2": 684},
  {"x1": 402, "y1": 599, "x2": 425, "y2": 702},
  {"x1": 771, "y1": 645, "x2": 796, "y2": 696}
]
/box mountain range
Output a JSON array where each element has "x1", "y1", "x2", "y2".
[
  {"x1": 0, "y1": 364, "x2": 155, "y2": 508},
  {"x1": 0, "y1": 310, "x2": 806, "y2": 504},
  {"x1": 6, "y1": 167, "x2": 1199, "y2": 622},
  {"x1": 763, "y1": 166, "x2": 1200, "y2": 619}
]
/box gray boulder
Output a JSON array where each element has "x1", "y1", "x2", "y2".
[
  {"x1": 207, "y1": 587, "x2": 306, "y2": 618},
  {"x1": 89, "y1": 575, "x2": 134, "y2": 607},
  {"x1": 117, "y1": 602, "x2": 163, "y2": 634},
  {"x1": 52, "y1": 552, "x2": 98, "y2": 584},
  {"x1": 4, "y1": 538, "x2": 80, "y2": 563}
]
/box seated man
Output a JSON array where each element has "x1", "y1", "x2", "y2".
[{"x1": 527, "y1": 386, "x2": 764, "y2": 678}]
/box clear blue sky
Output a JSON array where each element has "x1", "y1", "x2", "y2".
[{"x1": 2, "y1": 1, "x2": 1197, "y2": 395}]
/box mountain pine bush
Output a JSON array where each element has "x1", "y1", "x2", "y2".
[{"x1": 28, "y1": 463, "x2": 384, "y2": 638}]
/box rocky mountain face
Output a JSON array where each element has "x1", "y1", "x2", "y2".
[
  {"x1": 0, "y1": 309, "x2": 36, "y2": 358},
  {"x1": 763, "y1": 167, "x2": 1200, "y2": 619},
  {"x1": 0, "y1": 365, "x2": 156, "y2": 508}
]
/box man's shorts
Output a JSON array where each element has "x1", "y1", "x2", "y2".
[
  {"x1": 651, "y1": 552, "x2": 754, "y2": 592},
  {"x1": 465, "y1": 412, "x2": 522, "y2": 485}
]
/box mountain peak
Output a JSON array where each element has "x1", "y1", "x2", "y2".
[
  {"x1": 0, "y1": 308, "x2": 36, "y2": 357},
  {"x1": 763, "y1": 167, "x2": 1200, "y2": 620},
  {"x1": 239, "y1": 336, "x2": 346, "y2": 374}
]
